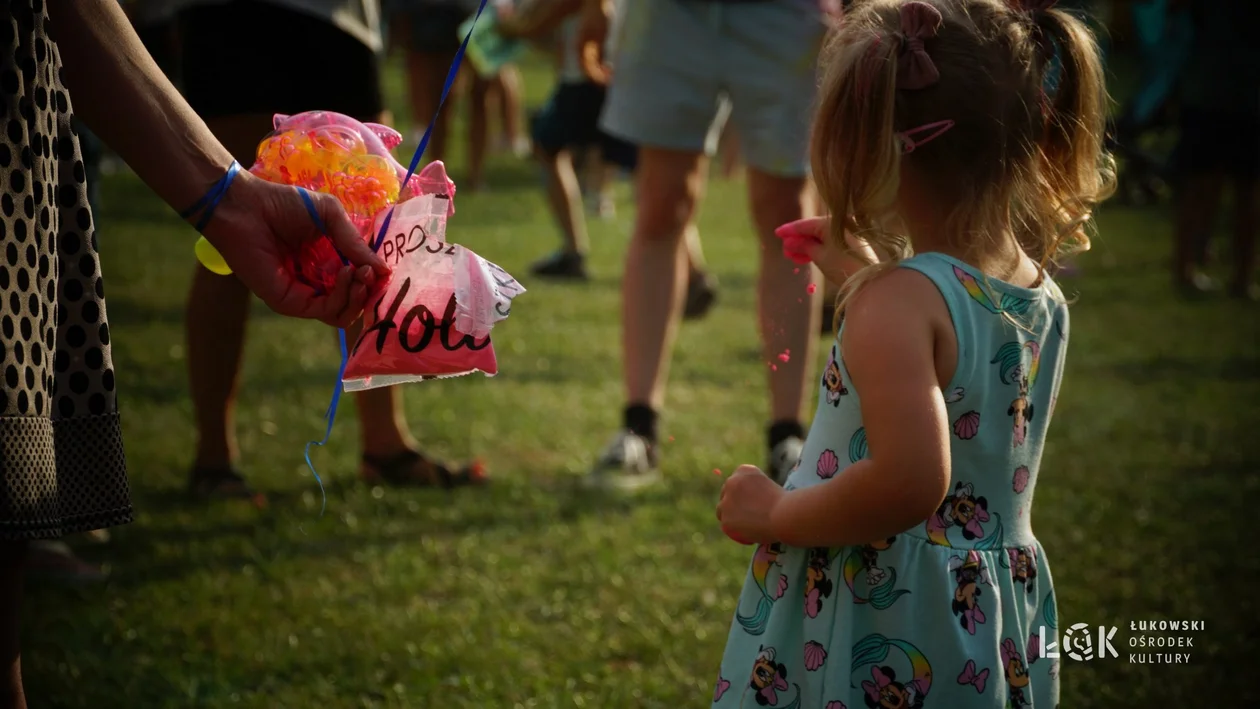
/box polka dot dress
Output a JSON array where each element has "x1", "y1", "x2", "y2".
[{"x1": 0, "y1": 0, "x2": 131, "y2": 540}]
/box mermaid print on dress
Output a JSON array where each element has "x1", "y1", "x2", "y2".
[
  {"x1": 841, "y1": 539, "x2": 910, "y2": 610},
  {"x1": 737, "y1": 543, "x2": 788, "y2": 635},
  {"x1": 992, "y1": 341, "x2": 1042, "y2": 447},
  {"x1": 713, "y1": 253, "x2": 1066, "y2": 709}
]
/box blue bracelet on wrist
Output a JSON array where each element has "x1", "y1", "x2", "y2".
[{"x1": 180, "y1": 161, "x2": 242, "y2": 233}]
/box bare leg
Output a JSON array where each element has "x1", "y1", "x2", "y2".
[
  {"x1": 186, "y1": 115, "x2": 271, "y2": 479},
  {"x1": 405, "y1": 49, "x2": 458, "y2": 161},
  {"x1": 684, "y1": 223, "x2": 707, "y2": 279},
  {"x1": 495, "y1": 66, "x2": 527, "y2": 153},
  {"x1": 584, "y1": 149, "x2": 615, "y2": 219},
  {"x1": 333, "y1": 321, "x2": 416, "y2": 458},
  {"x1": 748, "y1": 168, "x2": 818, "y2": 424},
  {"x1": 0, "y1": 542, "x2": 26, "y2": 709},
  {"x1": 1173, "y1": 174, "x2": 1226, "y2": 291},
  {"x1": 539, "y1": 146, "x2": 587, "y2": 255},
  {"x1": 1230, "y1": 180, "x2": 1259, "y2": 297},
  {"x1": 624, "y1": 147, "x2": 708, "y2": 409}
]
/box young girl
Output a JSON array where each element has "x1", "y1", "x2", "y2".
[{"x1": 713, "y1": 1, "x2": 1113, "y2": 707}]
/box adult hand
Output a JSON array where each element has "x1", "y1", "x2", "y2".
[
  {"x1": 716, "y1": 465, "x2": 785, "y2": 545},
  {"x1": 200, "y1": 171, "x2": 390, "y2": 328},
  {"x1": 776, "y1": 216, "x2": 877, "y2": 287},
  {"x1": 577, "y1": 0, "x2": 612, "y2": 85}
]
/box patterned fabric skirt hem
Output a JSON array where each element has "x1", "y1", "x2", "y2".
[
  {"x1": 0, "y1": 412, "x2": 132, "y2": 541},
  {"x1": 0, "y1": 505, "x2": 134, "y2": 541}
]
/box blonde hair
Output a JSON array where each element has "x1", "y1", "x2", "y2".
[{"x1": 812, "y1": 0, "x2": 1115, "y2": 324}]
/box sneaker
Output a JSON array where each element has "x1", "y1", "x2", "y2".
[
  {"x1": 684, "y1": 271, "x2": 719, "y2": 320},
  {"x1": 768, "y1": 436, "x2": 804, "y2": 486},
  {"x1": 531, "y1": 251, "x2": 590, "y2": 280},
  {"x1": 586, "y1": 429, "x2": 662, "y2": 491}
]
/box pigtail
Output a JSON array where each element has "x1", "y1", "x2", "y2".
[
  {"x1": 1029, "y1": 6, "x2": 1115, "y2": 263},
  {"x1": 811, "y1": 18, "x2": 911, "y2": 329}
]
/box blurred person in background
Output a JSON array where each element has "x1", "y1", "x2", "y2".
[
  {"x1": 1170, "y1": 0, "x2": 1259, "y2": 300},
  {"x1": 385, "y1": 0, "x2": 528, "y2": 190},
  {"x1": 498, "y1": 0, "x2": 719, "y2": 315},
  {"x1": 578, "y1": 0, "x2": 828, "y2": 489},
  {"x1": 1108, "y1": 0, "x2": 1191, "y2": 205},
  {"x1": 499, "y1": 0, "x2": 634, "y2": 280},
  {"x1": 179, "y1": 0, "x2": 487, "y2": 500}
]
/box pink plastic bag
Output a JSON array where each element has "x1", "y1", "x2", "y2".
[
  {"x1": 250, "y1": 111, "x2": 458, "y2": 294},
  {"x1": 341, "y1": 193, "x2": 525, "y2": 390}
]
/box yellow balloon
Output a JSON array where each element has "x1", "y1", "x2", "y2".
[{"x1": 195, "y1": 237, "x2": 233, "y2": 276}]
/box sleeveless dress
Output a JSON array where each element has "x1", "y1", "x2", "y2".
[
  {"x1": 713, "y1": 253, "x2": 1066, "y2": 709},
  {"x1": 0, "y1": 1, "x2": 132, "y2": 540}
]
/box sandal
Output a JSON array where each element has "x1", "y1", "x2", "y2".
[
  {"x1": 360, "y1": 450, "x2": 488, "y2": 489},
  {"x1": 188, "y1": 466, "x2": 266, "y2": 506}
]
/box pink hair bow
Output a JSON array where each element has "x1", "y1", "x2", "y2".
[{"x1": 897, "y1": 1, "x2": 944, "y2": 90}]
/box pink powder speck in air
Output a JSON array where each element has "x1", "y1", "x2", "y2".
[
  {"x1": 777, "y1": 352, "x2": 790, "y2": 363},
  {"x1": 771, "y1": 364, "x2": 778, "y2": 371},
  {"x1": 806, "y1": 283, "x2": 817, "y2": 294},
  {"x1": 713, "y1": 468, "x2": 722, "y2": 476},
  {"x1": 669, "y1": 436, "x2": 675, "y2": 442},
  {"x1": 793, "y1": 268, "x2": 800, "y2": 275}
]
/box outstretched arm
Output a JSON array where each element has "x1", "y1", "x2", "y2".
[{"x1": 46, "y1": 0, "x2": 388, "y2": 326}]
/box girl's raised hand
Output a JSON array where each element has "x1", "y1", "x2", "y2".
[
  {"x1": 775, "y1": 216, "x2": 877, "y2": 287},
  {"x1": 716, "y1": 465, "x2": 785, "y2": 545}
]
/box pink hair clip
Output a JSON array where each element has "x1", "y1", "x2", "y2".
[{"x1": 896, "y1": 119, "x2": 955, "y2": 153}]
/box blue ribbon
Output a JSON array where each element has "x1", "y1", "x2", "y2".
[
  {"x1": 371, "y1": 0, "x2": 489, "y2": 253},
  {"x1": 295, "y1": 187, "x2": 344, "y2": 516},
  {"x1": 302, "y1": 0, "x2": 489, "y2": 516},
  {"x1": 181, "y1": 160, "x2": 242, "y2": 233}
]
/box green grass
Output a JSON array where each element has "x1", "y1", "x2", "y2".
[{"x1": 21, "y1": 55, "x2": 1260, "y2": 708}]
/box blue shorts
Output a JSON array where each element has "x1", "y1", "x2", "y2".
[
  {"x1": 533, "y1": 82, "x2": 638, "y2": 170},
  {"x1": 601, "y1": 0, "x2": 826, "y2": 177}
]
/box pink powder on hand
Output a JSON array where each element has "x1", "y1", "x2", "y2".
[{"x1": 806, "y1": 283, "x2": 817, "y2": 294}]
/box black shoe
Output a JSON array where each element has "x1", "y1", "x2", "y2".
[
  {"x1": 684, "y1": 272, "x2": 719, "y2": 319},
  {"x1": 531, "y1": 251, "x2": 589, "y2": 280}
]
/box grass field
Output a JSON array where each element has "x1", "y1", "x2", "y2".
[{"x1": 19, "y1": 54, "x2": 1260, "y2": 708}]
